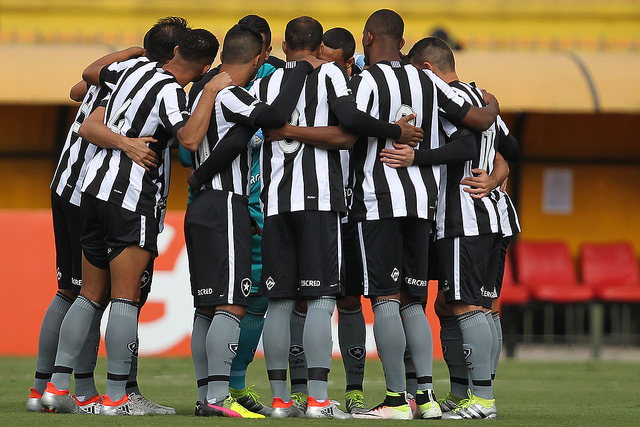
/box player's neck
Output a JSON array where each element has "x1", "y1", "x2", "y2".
[
  {"x1": 286, "y1": 49, "x2": 317, "y2": 62},
  {"x1": 440, "y1": 71, "x2": 459, "y2": 84},
  {"x1": 220, "y1": 63, "x2": 252, "y2": 88},
  {"x1": 163, "y1": 62, "x2": 199, "y2": 87},
  {"x1": 367, "y1": 45, "x2": 402, "y2": 65}
]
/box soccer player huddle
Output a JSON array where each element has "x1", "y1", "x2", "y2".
[{"x1": 29, "y1": 8, "x2": 520, "y2": 421}]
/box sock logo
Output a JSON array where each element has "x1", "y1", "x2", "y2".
[
  {"x1": 289, "y1": 345, "x2": 304, "y2": 357},
  {"x1": 347, "y1": 346, "x2": 366, "y2": 361},
  {"x1": 241, "y1": 278, "x2": 252, "y2": 297},
  {"x1": 128, "y1": 341, "x2": 139, "y2": 357},
  {"x1": 265, "y1": 276, "x2": 276, "y2": 290},
  {"x1": 228, "y1": 343, "x2": 239, "y2": 354},
  {"x1": 463, "y1": 348, "x2": 472, "y2": 360}
]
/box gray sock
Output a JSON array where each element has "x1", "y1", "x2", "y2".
[
  {"x1": 105, "y1": 299, "x2": 139, "y2": 401},
  {"x1": 74, "y1": 305, "x2": 105, "y2": 401},
  {"x1": 338, "y1": 307, "x2": 366, "y2": 392},
  {"x1": 485, "y1": 311, "x2": 498, "y2": 383},
  {"x1": 125, "y1": 341, "x2": 141, "y2": 395},
  {"x1": 457, "y1": 310, "x2": 493, "y2": 400},
  {"x1": 403, "y1": 347, "x2": 418, "y2": 397},
  {"x1": 51, "y1": 295, "x2": 98, "y2": 391},
  {"x1": 33, "y1": 292, "x2": 73, "y2": 393},
  {"x1": 439, "y1": 316, "x2": 468, "y2": 398},
  {"x1": 401, "y1": 302, "x2": 433, "y2": 391},
  {"x1": 492, "y1": 311, "x2": 503, "y2": 379},
  {"x1": 206, "y1": 310, "x2": 241, "y2": 404},
  {"x1": 372, "y1": 299, "x2": 406, "y2": 393},
  {"x1": 289, "y1": 308, "x2": 308, "y2": 395},
  {"x1": 305, "y1": 297, "x2": 335, "y2": 401},
  {"x1": 263, "y1": 298, "x2": 294, "y2": 401},
  {"x1": 192, "y1": 311, "x2": 212, "y2": 404}
]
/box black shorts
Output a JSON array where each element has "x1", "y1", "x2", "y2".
[
  {"x1": 493, "y1": 236, "x2": 513, "y2": 297},
  {"x1": 184, "y1": 190, "x2": 252, "y2": 308},
  {"x1": 342, "y1": 221, "x2": 364, "y2": 297},
  {"x1": 51, "y1": 191, "x2": 82, "y2": 293},
  {"x1": 357, "y1": 217, "x2": 432, "y2": 298},
  {"x1": 80, "y1": 195, "x2": 159, "y2": 270},
  {"x1": 437, "y1": 234, "x2": 501, "y2": 309},
  {"x1": 260, "y1": 211, "x2": 342, "y2": 299}
]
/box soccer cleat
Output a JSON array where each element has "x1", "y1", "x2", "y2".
[
  {"x1": 442, "y1": 392, "x2": 497, "y2": 420},
  {"x1": 40, "y1": 382, "x2": 80, "y2": 414},
  {"x1": 345, "y1": 390, "x2": 370, "y2": 414},
  {"x1": 271, "y1": 397, "x2": 306, "y2": 418},
  {"x1": 100, "y1": 394, "x2": 147, "y2": 416},
  {"x1": 305, "y1": 396, "x2": 353, "y2": 419},
  {"x1": 291, "y1": 391, "x2": 308, "y2": 411},
  {"x1": 230, "y1": 385, "x2": 273, "y2": 416},
  {"x1": 27, "y1": 388, "x2": 44, "y2": 412},
  {"x1": 194, "y1": 401, "x2": 204, "y2": 416},
  {"x1": 438, "y1": 391, "x2": 464, "y2": 413},
  {"x1": 203, "y1": 396, "x2": 263, "y2": 418},
  {"x1": 76, "y1": 394, "x2": 102, "y2": 415},
  {"x1": 414, "y1": 389, "x2": 442, "y2": 419},
  {"x1": 353, "y1": 391, "x2": 412, "y2": 420},
  {"x1": 128, "y1": 392, "x2": 176, "y2": 415}
]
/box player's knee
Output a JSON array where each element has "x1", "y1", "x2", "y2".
[{"x1": 337, "y1": 295, "x2": 362, "y2": 311}]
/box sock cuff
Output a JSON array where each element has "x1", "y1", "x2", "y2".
[
  {"x1": 54, "y1": 291, "x2": 75, "y2": 305},
  {"x1": 214, "y1": 309, "x2": 242, "y2": 325},
  {"x1": 372, "y1": 298, "x2": 400, "y2": 317},
  {"x1": 76, "y1": 295, "x2": 102, "y2": 311},
  {"x1": 194, "y1": 310, "x2": 213, "y2": 322},
  {"x1": 457, "y1": 310, "x2": 487, "y2": 329},
  {"x1": 400, "y1": 301, "x2": 424, "y2": 317},
  {"x1": 269, "y1": 298, "x2": 295, "y2": 312},
  {"x1": 337, "y1": 306, "x2": 363, "y2": 315},
  {"x1": 307, "y1": 296, "x2": 336, "y2": 312},
  {"x1": 110, "y1": 298, "x2": 139, "y2": 316},
  {"x1": 492, "y1": 311, "x2": 500, "y2": 322}
]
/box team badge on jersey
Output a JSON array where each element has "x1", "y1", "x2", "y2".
[
  {"x1": 395, "y1": 104, "x2": 416, "y2": 126},
  {"x1": 279, "y1": 108, "x2": 301, "y2": 154}
]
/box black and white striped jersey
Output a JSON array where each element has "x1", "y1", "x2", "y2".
[
  {"x1": 50, "y1": 58, "x2": 148, "y2": 206},
  {"x1": 435, "y1": 80, "x2": 501, "y2": 239},
  {"x1": 50, "y1": 85, "x2": 104, "y2": 206},
  {"x1": 189, "y1": 85, "x2": 266, "y2": 197},
  {"x1": 249, "y1": 61, "x2": 350, "y2": 217},
  {"x1": 492, "y1": 117, "x2": 521, "y2": 238},
  {"x1": 82, "y1": 61, "x2": 190, "y2": 222},
  {"x1": 348, "y1": 62, "x2": 470, "y2": 222}
]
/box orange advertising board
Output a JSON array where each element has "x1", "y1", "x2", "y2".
[{"x1": 0, "y1": 210, "x2": 442, "y2": 358}]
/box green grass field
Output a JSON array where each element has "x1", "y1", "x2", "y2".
[{"x1": 3, "y1": 356, "x2": 640, "y2": 425}]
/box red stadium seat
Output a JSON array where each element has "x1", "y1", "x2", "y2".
[
  {"x1": 516, "y1": 240, "x2": 593, "y2": 303},
  {"x1": 515, "y1": 240, "x2": 593, "y2": 343},
  {"x1": 580, "y1": 242, "x2": 640, "y2": 303},
  {"x1": 580, "y1": 242, "x2": 640, "y2": 351},
  {"x1": 499, "y1": 253, "x2": 529, "y2": 306}
]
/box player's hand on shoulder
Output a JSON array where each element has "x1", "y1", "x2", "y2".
[
  {"x1": 206, "y1": 71, "x2": 233, "y2": 93},
  {"x1": 481, "y1": 89, "x2": 500, "y2": 112},
  {"x1": 126, "y1": 46, "x2": 146, "y2": 59},
  {"x1": 395, "y1": 113, "x2": 422, "y2": 146},
  {"x1": 300, "y1": 55, "x2": 327, "y2": 70},
  {"x1": 379, "y1": 142, "x2": 415, "y2": 168}
]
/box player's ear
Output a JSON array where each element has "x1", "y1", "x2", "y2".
[
  {"x1": 282, "y1": 41, "x2": 288, "y2": 56},
  {"x1": 346, "y1": 56, "x2": 355, "y2": 69},
  {"x1": 201, "y1": 64, "x2": 211, "y2": 75},
  {"x1": 173, "y1": 45, "x2": 179, "y2": 57},
  {"x1": 399, "y1": 38, "x2": 405, "y2": 50},
  {"x1": 363, "y1": 31, "x2": 373, "y2": 47},
  {"x1": 265, "y1": 45, "x2": 272, "y2": 60}
]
